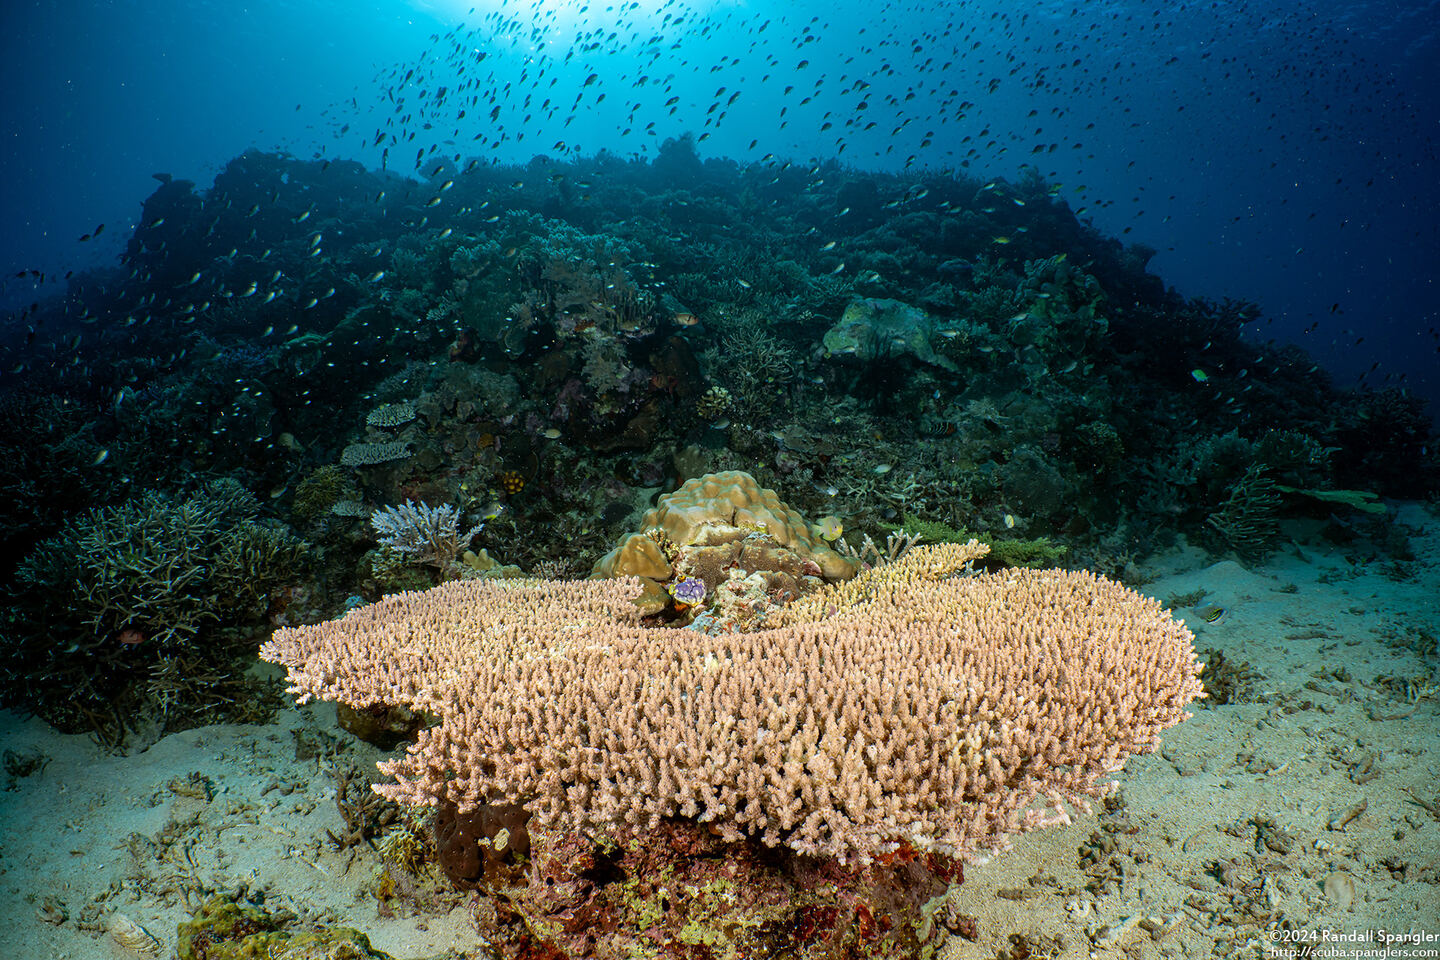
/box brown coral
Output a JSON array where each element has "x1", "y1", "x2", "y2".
[
  {"x1": 261, "y1": 545, "x2": 1204, "y2": 865},
  {"x1": 591, "y1": 470, "x2": 859, "y2": 613}
]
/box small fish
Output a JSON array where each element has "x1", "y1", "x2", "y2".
[
  {"x1": 1197, "y1": 604, "x2": 1226, "y2": 623},
  {"x1": 438, "y1": 227, "x2": 453, "y2": 239},
  {"x1": 261, "y1": 291, "x2": 277, "y2": 304},
  {"x1": 541, "y1": 427, "x2": 562, "y2": 439},
  {"x1": 813, "y1": 516, "x2": 844, "y2": 541},
  {"x1": 367, "y1": 270, "x2": 386, "y2": 282},
  {"x1": 872, "y1": 463, "x2": 893, "y2": 475},
  {"x1": 92, "y1": 449, "x2": 110, "y2": 465},
  {"x1": 303, "y1": 297, "x2": 318, "y2": 309},
  {"x1": 1190, "y1": 368, "x2": 1209, "y2": 382},
  {"x1": 673, "y1": 311, "x2": 700, "y2": 327},
  {"x1": 1004, "y1": 514, "x2": 1016, "y2": 529},
  {"x1": 736, "y1": 279, "x2": 752, "y2": 289}
]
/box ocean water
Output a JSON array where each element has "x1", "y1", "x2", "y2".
[
  {"x1": 3, "y1": 0, "x2": 1437, "y2": 403},
  {"x1": 1, "y1": 1, "x2": 1437, "y2": 957}
]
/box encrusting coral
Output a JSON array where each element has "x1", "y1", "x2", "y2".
[{"x1": 261, "y1": 542, "x2": 1204, "y2": 866}]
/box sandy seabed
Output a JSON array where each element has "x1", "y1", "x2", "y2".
[{"x1": 4, "y1": 504, "x2": 1438, "y2": 959}]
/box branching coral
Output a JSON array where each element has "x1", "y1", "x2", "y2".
[
  {"x1": 1206, "y1": 463, "x2": 1281, "y2": 560},
  {"x1": 370, "y1": 500, "x2": 482, "y2": 579},
  {"x1": 1, "y1": 479, "x2": 308, "y2": 742},
  {"x1": 703, "y1": 317, "x2": 798, "y2": 422}
]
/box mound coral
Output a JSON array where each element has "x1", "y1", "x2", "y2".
[{"x1": 590, "y1": 470, "x2": 859, "y2": 613}]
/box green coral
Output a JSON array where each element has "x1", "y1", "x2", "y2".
[
  {"x1": 363, "y1": 547, "x2": 440, "y2": 596},
  {"x1": 1009, "y1": 254, "x2": 1109, "y2": 360},
  {"x1": 1206, "y1": 463, "x2": 1281, "y2": 559},
  {"x1": 1256, "y1": 430, "x2": 1333, "y2": 487},
  {"x1": 985, "y1": 535, "x2": 1070, "y2": 568},
  {"x1": 1274, "y1": 485, "x2": 1385, "y2": 514},
  {"x1": 822, "y1": 297, "x2": 958, "y2": 371},
  {"x1": 1, "y1": 480, "x2": 308, "y2": 740},
  {"x1": 291, "y1": 465, "x2": 358, "y2": 522},
  {"x1": 178, "y1": 895, "x2": 422, "y2": 960},
  {"x1": 890, "y1": 513, "x2": 1068, "y2": 568}
]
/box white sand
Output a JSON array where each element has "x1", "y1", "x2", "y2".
[{"x1": 4, "y1": 504, "x2": 1437, "y2": 959}]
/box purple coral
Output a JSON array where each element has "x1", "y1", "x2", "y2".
[{"x1": 670, "y1": 576, "x2": 707, "y2": 606}]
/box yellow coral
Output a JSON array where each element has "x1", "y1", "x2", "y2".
[{"x1": 591, "y1": 471, "x2": 859, "y2": 613}]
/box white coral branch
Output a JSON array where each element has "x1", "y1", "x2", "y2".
[{"x1": 370, "y1": 501, "x2": 482, "y2": 577}]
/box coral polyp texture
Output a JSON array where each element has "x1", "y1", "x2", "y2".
[
  {"x1": 260, "y1": 543, "x2": 1204, "y2": 865},
  {"x1": 592, "y1": 469, "x2": 860, "y2": 613}
]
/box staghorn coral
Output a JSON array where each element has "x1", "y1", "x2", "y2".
[
  {"x1": 702, "y1": 317, "x2": 799, "y2": 422},
  {"x1": 369, "y1": 500, "x2": 482, "y2": 580},
  {"x1": 261, "y1": 544, "x2": 1203, "y2": 866},
  {"x1": 2, "y1": 480, "x2": 307, "y2": 741},
  {"x1": 1206, "y1": 462, "x2": 1281, "y2": 560}
]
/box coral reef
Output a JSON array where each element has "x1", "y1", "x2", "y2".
[
  {"x1": 370, "y1": 500, "x2": 483, "y2": 580},
  {"x1": 261, "y1": 542, "x2": 1202, "y2": 955},
  {"x1": 1, "y1": 480, "x2": 307, "y2": 742},
  {"x1": 176, "y1": 894, "x2": 431, "y2": 960}
]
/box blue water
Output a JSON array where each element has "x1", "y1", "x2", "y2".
[{"x1": 2, "y1": 0, "x2": 1437, "y2": 416}]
